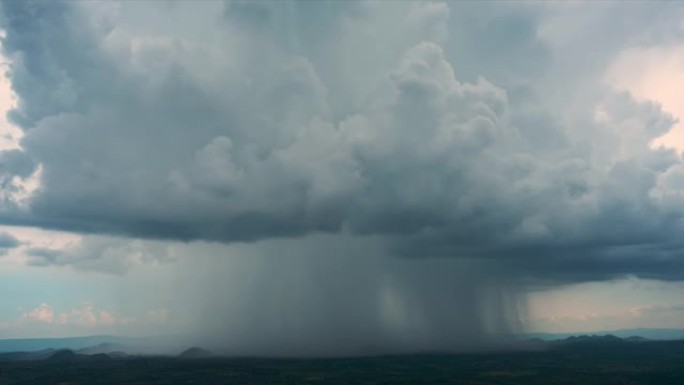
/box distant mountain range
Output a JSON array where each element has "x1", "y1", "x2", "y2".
[
  {"x1": 0, "y1": 335, "x2": 188, "y2": 355},
  {"x1": 0, "y1": 344, "x2": 218, "y2": 363},
  {"x1": 0, "y1": 336, "x2": 133, "y2": 354},
  {"x1": 0, "y1": 329, "x2": 683, "y2": 359},
  {"x1": 523, "y1": 328, "x2": 684, "y2": 341}
]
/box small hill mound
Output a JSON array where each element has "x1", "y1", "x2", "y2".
[
  {"x1": 46, "y1": 349, "x2": 80, "y2": 362},
  {"x1": 178, "y1": 347, "x2": 214, "y2": 359},
  {"x1": 624, "y1": 336, "x2": 649, "y2": 342}
]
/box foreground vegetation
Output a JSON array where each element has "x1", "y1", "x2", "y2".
[{"x1": 1, "y1": 338, "x2": 684, "y2": 384}]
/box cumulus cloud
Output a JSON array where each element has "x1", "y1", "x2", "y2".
[
  {"x1": 55, "y1": 304, "x2": 134, "y2": 327},
  {"x1": 1, "y1": 0, "x2": 684, "y2": 287},
  {"x1": 20, "y1": 303, "x2": 54, "y2": 323}
]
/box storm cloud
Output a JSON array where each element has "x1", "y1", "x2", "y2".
[
  {"x1": 1, "y1": 0, "x2": 683, "y2": 283},
  {"x1": 2, "y1": 0, "x2": 684, "y2": 354}
]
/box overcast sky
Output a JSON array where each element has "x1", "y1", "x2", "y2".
[{"x1": 2, "y1": 0, "x2": 684, "y2": 354}]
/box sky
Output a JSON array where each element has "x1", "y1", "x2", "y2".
[{"x1": 2, "y1": 0, "x2": 684, "y2": 355}]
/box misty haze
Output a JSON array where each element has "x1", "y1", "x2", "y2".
[{"x1": 1, "y1": 0, "x2": 684, "y2": 384}]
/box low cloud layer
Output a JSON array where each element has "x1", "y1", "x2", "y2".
[{"x1": 25, "y1": 236, "x2": 174, "y2": 274}]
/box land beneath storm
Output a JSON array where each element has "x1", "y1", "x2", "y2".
[{"x1": 1, "y1": 336, "x2": 684, "y2": 384}]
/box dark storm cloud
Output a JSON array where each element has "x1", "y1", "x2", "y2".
[
  {"x1": 0, "y1": 149, "x2": 35, "y2": 178},
  {"x1": 2, "y1": 0, "x2": 684, "y2": 283}
]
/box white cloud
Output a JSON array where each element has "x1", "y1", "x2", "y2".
[
  {"x1": 56, "y1": 304, "x2": 134, "y2": 326},
  {"x1": 20, "y1": 303, "x2": 54, "y2": 323},
  {"x1": 19, "y1": 303, "x2": 166, "y2": 327}
]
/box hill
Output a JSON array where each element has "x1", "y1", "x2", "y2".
[
  {"x1": 45, "y1": 349, "x2": 80, "y2": 363},
  {"x1": 179, "y1": 347, "x2": 215, "y2": 359},
  {"x1": 524, "y1": 328, "x2": 684, "y2": 341}
]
